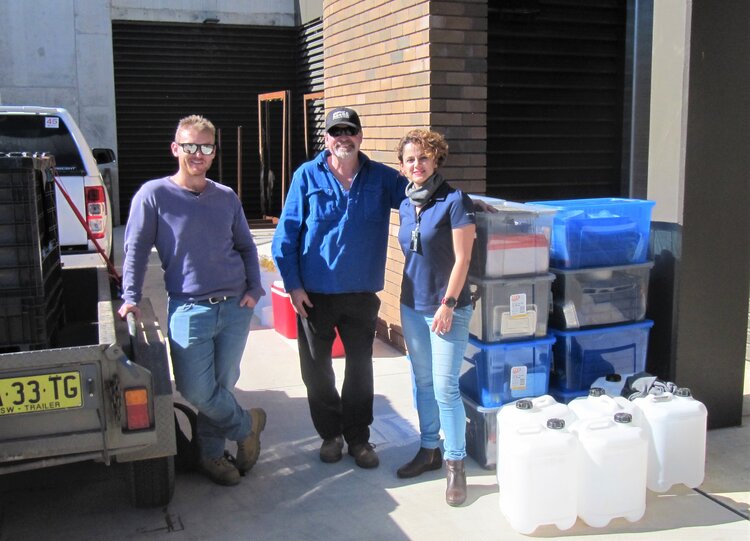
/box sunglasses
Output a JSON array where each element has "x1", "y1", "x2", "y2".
[
  {"x1": 328, "y1": 126, "x2": 359, "y2": 137},
  {"x1": 176, "y1": 142, "x2": 216, "y2": 155}
]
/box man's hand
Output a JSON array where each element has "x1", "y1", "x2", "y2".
[
  {"x1": 289, "y1": 288, "x2": 313, "y2": 318},
  {"x1": 239, "y1": 293, "x2": 257, "y2": 309},
  {"x1": 118, "y1": 302, "x2": 141, "y2": 321}
]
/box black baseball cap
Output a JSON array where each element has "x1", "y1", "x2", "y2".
[{"x1": 325, "y1": 107, "x2": 362, "y2": 133}]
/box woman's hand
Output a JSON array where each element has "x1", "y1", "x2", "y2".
[{"x1": 432, "y1": 304, "x2": 454, "y2": 335}]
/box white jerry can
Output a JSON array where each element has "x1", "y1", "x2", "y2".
[
  {"x1": 498, "y1": 418, "x2": 578, "y2": 535},
  {"x1": 496, "y1": 395, "x2": 574, "y2": 439},
  {"x1": 573, "y1": 412, "x2": 648, "y2": 527},
  {"x1": 496, "y1": 395, "x2": 576, "y2": 484},
  {"x1": 569, "y1": 386, "x2": 636, "y2": 422},
  {"x1": 632, "y1": 388, "x2": 708, "y2": 492}
]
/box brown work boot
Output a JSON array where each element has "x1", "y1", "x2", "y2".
[
  {"x1": 319, "y1": 435, "x2": 344, "y2": 463},
  {"x1": 235, "y1": 408, "x2": 267, "y2": 473},
  {"x1": 201, "y1": 456, "x2": 241, "y2": 486},
  {"x1": 348, "y1": 442, "x2": 379, "y2": 469},
  {"x1": 445, "y1": 459, "x2": 467, "y2": 506},
  {"x1": 397, "y1": 447, "x2": 443, "y2": 479}
]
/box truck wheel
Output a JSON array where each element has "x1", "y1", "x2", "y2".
[{"x1": 128, "y1": 456, "x2": 175, "y2": 508}]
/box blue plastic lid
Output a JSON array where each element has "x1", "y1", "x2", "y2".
[{"x1": 549, "y1": 319, "x2": 654, "y2": 338}]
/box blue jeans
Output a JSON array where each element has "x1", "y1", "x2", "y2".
[
  {"x1": 400, "y1": 303, "x2": 472, "y2": 461},
  {"x1": 168, "y1": 297, "x2": 254, "y2": 460}
]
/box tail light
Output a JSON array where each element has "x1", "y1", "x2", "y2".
[
  {"x1": 124, "y1": 387, "x2": 151, "y2": 430},
  {"x1": 84, "y1": 186, "x2": 107, "y2": 239}
]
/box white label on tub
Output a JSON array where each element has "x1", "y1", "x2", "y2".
[
  {"x1": 510, "y1": 365, "x2": 528, "y2": 390},
  {"x1": 500, "y1": 307, "x2": 537, "y2": 336},
  {"x1": 509, "y1": 293, "x2": 527, "y2": 316},
  {"x1": 562, "y1": 300, "x2": 580, "y2": 328}
]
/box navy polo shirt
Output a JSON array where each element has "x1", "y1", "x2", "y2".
[{"x1": 398, "y1": 182, "x2": 475, "y2": 311}]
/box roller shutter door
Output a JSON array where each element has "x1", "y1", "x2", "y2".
[
  {"x1": 112, "y1": 21, "x2": 297, "y2": 220},
  {"x1": 486, "y1": 0, "x2": 627, "y2": 201}
]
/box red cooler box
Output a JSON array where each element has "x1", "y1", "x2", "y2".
[{"x1": 271, "y1": 281, "x2": 345, "y2": 357}]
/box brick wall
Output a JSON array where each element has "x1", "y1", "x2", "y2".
[{"x1": 323, "y1": 0, "x2": 487, "y2": 350}]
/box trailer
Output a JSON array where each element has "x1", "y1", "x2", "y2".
[{"x1": 0, "y1": 155, "x2": 175, "y2": 508}]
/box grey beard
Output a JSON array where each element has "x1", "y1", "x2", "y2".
[{"x1": 333, "y1": 147, "x2": 354, "y2": 160}]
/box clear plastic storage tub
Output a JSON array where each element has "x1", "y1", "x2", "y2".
[
  {"x1": 550, "y1": 320, "x2": 654, "y2": 392},
  {"x1": 550, "y1": 261, "x2": 653, "y2": 329},
  {"x1": 470, "y1": 200, "x2": 556, "y2": 278},
  {"x1": 460, "y1": 335, "x2": 555, "y2": 408},
  {"x1": 469, "y1": 273, "x2": 554, "y2": 343},
  {"x1": 462, "y1": 392, "x2": 500, "y2": 470},
  {"x1": 529, "y1": 198, "x2": 655, "y2": 269}
]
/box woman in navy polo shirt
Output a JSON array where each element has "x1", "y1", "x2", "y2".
[{"x1": 395, "y1": 129, "x2": 476, "y2": 506}]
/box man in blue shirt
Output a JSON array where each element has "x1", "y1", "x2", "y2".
[
  {"x1": 119, "y1": 115, "x2": 266, "y2": 486},
  {"x1": 272, "y1": 108, "x2": 407, "y2": 468}
]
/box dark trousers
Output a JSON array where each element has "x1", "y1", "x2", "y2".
[{"x1": 297, "y1": 291, "x2": 380, "y2": 446}]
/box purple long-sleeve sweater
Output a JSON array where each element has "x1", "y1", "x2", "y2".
[{"x1": 121, "y1": 176, "x2": 264, "y2": 305}]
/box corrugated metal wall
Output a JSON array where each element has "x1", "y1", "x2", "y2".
[
  {"x1": 112, "y1": 21, "x2": 298, "y2": 220},
  {"x1": 486, "y1": 0, "x2": 627, "y2": 201}
]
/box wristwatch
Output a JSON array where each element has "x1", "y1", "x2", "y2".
[{"x1": 441, "y1": 296, "x2": 457, "y2": 309}]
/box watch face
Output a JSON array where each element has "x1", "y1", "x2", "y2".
[{"x1": 443, "y1": 296, "x2": 457, "y2": 308}]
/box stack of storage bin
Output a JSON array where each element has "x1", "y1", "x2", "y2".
[
  {"x1": 528, "y1": 198, "x2": 656, "y2": 404},
  {"x1": 0, "y1": 154, "x2": 63, "y2": 351},
  {"x1": 461, "y1": 200, "x2": 558, "y2": 469}
]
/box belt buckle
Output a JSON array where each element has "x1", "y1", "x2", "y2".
[{"x1": 208, "y1": 296, "x2": 226, "y2": 305}]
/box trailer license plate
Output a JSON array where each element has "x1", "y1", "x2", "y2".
[{"x1": 0, "y1": 371, "x2": 82, "y2": 416}]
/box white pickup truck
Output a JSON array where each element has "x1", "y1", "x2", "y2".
[{"x1": 0, "y1": 106, "x2": 115, "y2": 266}]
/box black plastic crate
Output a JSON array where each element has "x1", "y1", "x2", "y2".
[
  {"x1": 0, "y1": 221, "x2": 43, "y2": 244},
  {"x1": 0, "y1": 201, "x2": 41, "y2": 224},
  {"x1": 0, "y1": 171, "x2": 42, "y2": 205},
  {"x1": 0, "y1": 243, "x2": 61, "y2": 297},
  {"x1": 0, "y1": 280, "x2": 64, "y2": 348},
  {"x1": 0, "y1": 156, "x2": 52, "y2": 205},
  {"x1": 0, "y1": 155, "x2": 61, "y2": 299},
  {"x1": 0, "y1": 243, "x2": 40, "y2": 267},
  {"x1": 0, "y1": 155, "x2": 58, "y2": 249}
]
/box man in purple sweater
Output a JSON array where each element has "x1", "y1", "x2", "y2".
[{"x1": 118, "y1": 115, "x2": 266, "y2": 486}]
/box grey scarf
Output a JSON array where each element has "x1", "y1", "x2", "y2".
[{"x1": 405, "y1": 173, "x2": 445, "y2": 206}]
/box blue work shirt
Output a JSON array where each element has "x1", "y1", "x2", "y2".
[
  {"x1": 398, "y1": 182, "x2": 476, "y2": 312},
  {"x1": 272, "y1": 150, "x2": 407, "y2": 294}
]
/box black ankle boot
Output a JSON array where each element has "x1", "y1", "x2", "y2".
[
  {"x1": 397, "y1": 447, "x2": 443, "y2": 479},
  {"x1": 445, "y1": 459, "x2": 467, "y2": 506}
]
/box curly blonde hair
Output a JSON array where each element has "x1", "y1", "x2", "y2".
[{"x1": 396, "y1": 129, "x2": 449, "y2": 167}]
